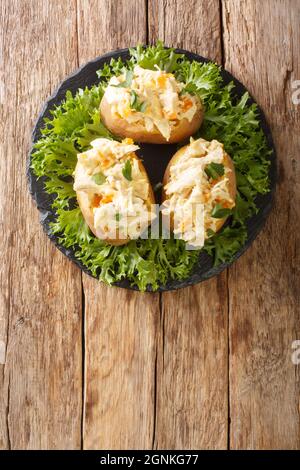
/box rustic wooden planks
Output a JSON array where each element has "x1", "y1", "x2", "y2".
[
  {"x1": 76, "y1": 0, "x2": 159, "y2": 450},
  {"x1": 223, "y1": 0, "x2": 300, "y2": 449},
  {"x1": 0, "y1": 0, "x2": 82, "y2": 449},
  {"x1": 148, "y1": 0, "x2": 229, "y2": 450}
]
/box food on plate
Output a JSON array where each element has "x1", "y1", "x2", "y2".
[
  {"x1": 162, "y1": 138, "x2": 236, "y2": 248},
  {"x1": 31, "y1": 42, "x2": 272, "y2": 292},
  {"x1": 73, "y1": 138, "x2": 156, "y2": 245},
  {"x1": 100, "y1": 65, "x2": 203, "y2": 143}
]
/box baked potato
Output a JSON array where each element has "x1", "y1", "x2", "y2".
[
  {"x1": 73, "y1": 138, "x2": 156, "y2": 245},
  {"x1": 100, "y1": 66, "x2": 204, "y2": 144},
  {"x1": 162, "y1": 138, "x2": 236, "y2": 248}
]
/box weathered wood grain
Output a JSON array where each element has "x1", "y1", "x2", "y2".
[
  {"x1": 0, "y1": 0, "x2": 82, "y2": 449},
  {"x1": 223, "y1": 0, "x2": 300, "y2": 449},
  {"x1": 149, "y1": 0, "x2": 228, "y2": 450},
  {"x1": 76, "y1": 0, "x2": 159, "y2": 450},
  {"x1": 82, "y1": 286, "x2": 158, "y2": 449}
]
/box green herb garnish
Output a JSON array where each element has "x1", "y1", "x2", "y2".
[
  {"x1": 112, "y1": 69, "x2": 133, "y2": 88},
  {"x1": 153, "y1": 182, "x2": 163, "y2": 193},
  {"x1": 122, "y1": 160, "x2": 132, "y2": 181},
  {"x1": 206, "y1": 229, "x2": 215, "y2": 238},
  {"x1": 205, "y1": 162, "x2": 225, "y2": 180},
  {"x1": 115, "y1": 213, "x2": 121, "y2": 222},
  {"x1": 211, "y1": 204, "x2": 232, "y2": 219},
  {"x1": 91, "y1": 172, "x2": 106, "y2": 185}
]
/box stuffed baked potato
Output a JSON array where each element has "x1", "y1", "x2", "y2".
[
  {"x1": 73, "y1": 138, "x2": 156, "y2": 245},
  {"x1": 162, "y1": 138, "x2": 236, "y2": 248}
]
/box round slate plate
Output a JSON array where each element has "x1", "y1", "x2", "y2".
[{"x1": 28, "y1": 48, "x2": 276, "y2": 291}]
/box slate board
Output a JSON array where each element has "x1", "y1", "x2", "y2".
[{"x1": 27, "y1": 48, "x2": 277, "y2": 291}]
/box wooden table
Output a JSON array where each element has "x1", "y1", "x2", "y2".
[{"x1": 1, "y1": 0, "x2": 299, "y2": 450}]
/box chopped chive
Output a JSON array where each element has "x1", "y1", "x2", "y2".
[
  {"x1": 122, "y1": 160, "x2": 132, "y2": 181},
  {"x1": 130, "y1": 90, "x2": 147, "y2": 112},
  {"x1": 91, "y1": 172, "x2": 106, "y2": 185},
  {"x1": 211, "y1": 203, "x2": 232, "y2": 219}
]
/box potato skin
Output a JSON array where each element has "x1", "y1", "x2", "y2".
[
  {"x1": 75, "y1": 155, "x2": 155, "y2": 246},
  {"x1": 162, "y1": 143, "x2": 236, "y2": 233},
  {"x1": 100, "y1": 95, "x2": 204, "y2": 144}
]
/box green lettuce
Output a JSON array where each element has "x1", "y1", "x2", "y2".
[{"x1": 31, "y1": 42, "x2": 271, "y2": 291}]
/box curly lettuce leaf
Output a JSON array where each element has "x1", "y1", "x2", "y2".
[{"x1": 204, "y1": 225, "x2": 248, "y2": 266}]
